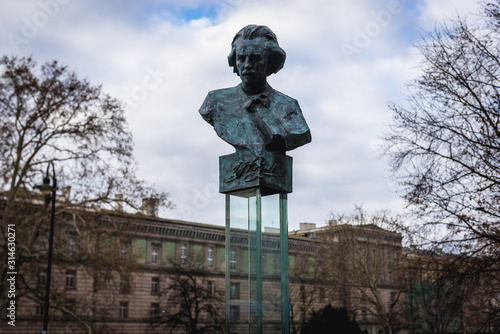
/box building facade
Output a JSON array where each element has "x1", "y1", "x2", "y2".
[
  {"x1": 291, "y1": 222, "x2": 406, "y2": 334},
  {"x1": 3, "y1": 204, "x2": 404, "y2": 334}
]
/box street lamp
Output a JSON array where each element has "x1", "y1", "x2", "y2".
[{"x1": 35, "y1": 162, "x2": 57, "y2": 334}]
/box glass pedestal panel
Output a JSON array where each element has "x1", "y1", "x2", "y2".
[{"x1": 225, "y1": 189, "x2": 289, "y2": 334}]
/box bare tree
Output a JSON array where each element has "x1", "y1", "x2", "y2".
[
  {"x1": 0, "y1": 55, "x2": 172, "y2": 332},
  {"x1": 383, "y1": 0, "x2": 500, "y2": 264},
  {"x1": 152, "y1": 255, "x2": 225, "y2": 334},
  {"x1": 404, "y1": 246, "x2": 500, "y2": 334},
  {"x1": 383, "y1": 1, "x2": 500, "y2": 329},
  {"x1": 20, "y1": 211, "x2": 141, "y2": 333},
  {"x1": 325, "y1": 207, "x2": 407, "y2": 334},
  {"x1": 289, "y1": 249, "x2": 333, "y2": 334},
  {"x1": 404, "y1": 250, "x2": 467, "y2": 334}
]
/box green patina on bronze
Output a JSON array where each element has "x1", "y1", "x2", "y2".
[{"x1": 199, "y1": 25, "x2": 311, "y2": 194}]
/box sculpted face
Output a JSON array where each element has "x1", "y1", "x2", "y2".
[{"x1": 235, "y1": 41, "x2": 268, "y2": 94}]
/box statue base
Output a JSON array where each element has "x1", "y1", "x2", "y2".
[
  {"x1": 221, "y1": 151, "x2": 292, "y2": 333},
  {"x1": 219, "y1": 151, "x2": 292, "y2": 195},
  {"x1": 225, "y1": 190, "x2": 290, "y2": 334}
]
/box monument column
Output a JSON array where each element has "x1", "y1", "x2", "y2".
[
  {"x1": 199, "y1": 25, "x2": 311, "y2": 334},
  {"x1": 221, "y1": 152, "x2": 292, "y2": 333}
]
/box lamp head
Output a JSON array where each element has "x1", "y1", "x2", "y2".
[{"x1": 35, "y1": 176, "x2": 57, "y2": 194}]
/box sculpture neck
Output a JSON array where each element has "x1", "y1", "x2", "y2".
[{"x1": 240, "y1": 82, "x2": 269, "y2": 96}]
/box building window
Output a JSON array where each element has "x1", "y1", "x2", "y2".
[
  {"x1": 207, "y1": 304, "x2": 215, "y2": 321},
  {"x1": 38, "y1": 272, "x2": 46, "y2": 286},
  {"x1": 119, "y1": 274, "x2": 130, "y2": 294},
  {"x1": 230, "y1": 249, "x2": 236, "y2": 270},
  {"x1": 180, "y1": 279, "x2": 190, "y2": 295},
  {"x1": 36, "y1": 305, "x2": 44, "y2": 316},
  {"x1": 39, "y1": 235, "x2": 48, "y2": 253},
  {"x1": 230, "y1": 282, "x2": 240, "y2": 299},
  {"x1": 230, "y1": 305, "x2": 240, "y2": 321},
  {"x1": 119, "y1": 302, "x2": 128, "y2": 318},
  {"x1": 151, "y1": 277, "x2": 160, "y2": 294},
  {"x1": 319, "y1": 287, "x2": 325, "y2": 302},
  {"x1": 151, "y1": 248, "x2": 159, "y2": 264},
  {"x1": 64, "y1": 299, "x2": 75, "y2": 316},
  {"x1": 208, "y1": 281, "x2": 215, "y2": 296},
  {"x1": 180, "y1": 302, "x2": 189, "y2": 314},
  {"x1": 387, "y1": 268, "x2": 393, "y2": 282},
  {"x1": 181, "y1": 243, "x2": 187, "y2": 266},
  {"x1": 300, "y1": 285, "x2": 306, "y2": 300},
  {"x1": 151, "y1": 302, "x2": 159, "y2": 318},
  {"x1": 151, "y1": 242, "x2": 161, "y2": 264},
  {"x1": 68, "y1": 237, "x2": 75, "y2": 253},
  {"x1": 120, "y1": 241, "x2": 130, "y2": 259},
  {"x1": 207, "y1": 246, "x2": 214, "y2": 268},
  {"x1": 65, "y1": 270, "x2": 76, "y2": 289}
]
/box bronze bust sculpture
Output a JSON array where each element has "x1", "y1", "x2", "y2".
[{"x1": 199, "y1": 25, "x2": 311, "y2": 194}]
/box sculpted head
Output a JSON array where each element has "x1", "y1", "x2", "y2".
[{"x1": 228, "y1": 25, "x2": 286, "y2": 80}]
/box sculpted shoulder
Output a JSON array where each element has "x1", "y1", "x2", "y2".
[
  {"x1": 268, "y1": 89, "x2": 306, "y2": 123},
  {"x1": 206, "y1": 86, "x2": 240, "y2": 102},
  {"x1": 272, "y1": 89, "x2": 298, "y2": 105},
  {"x1": 199, "y1": 86, "x2": 238, "y2": 125}
]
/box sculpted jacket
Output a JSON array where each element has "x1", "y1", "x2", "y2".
[{"x1": 199, "y1": 83, "x2": 311, "y2": 157}]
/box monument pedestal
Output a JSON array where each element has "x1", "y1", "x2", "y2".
[
  {"x1": 199, "y1": 23, "x2": 311, "y2": 334},
  {"x1": 222, "y1": 153, "x2": 290, "y2": 334}
]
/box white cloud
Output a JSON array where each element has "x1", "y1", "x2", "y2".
[
  {"x1": 418, "y1": 0, "x2": 480, "y2": 29},
  {"x1": 0, "y1": 0, "x2": 479, "y2": 229}
]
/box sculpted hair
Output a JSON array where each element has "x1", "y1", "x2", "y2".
[{"x1": 228, "y1": 25, "x2": 286, "y2": 76}]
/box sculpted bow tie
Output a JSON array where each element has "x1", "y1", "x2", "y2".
[{"x1": 243, "y1": 94, "x2": 270, "y2": 112}]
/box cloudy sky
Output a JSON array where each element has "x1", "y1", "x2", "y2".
[{"x1": 0, "y1": 0, "x2": 480, "y2": 230}]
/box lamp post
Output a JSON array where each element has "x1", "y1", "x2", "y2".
[{"x1": 35, "y1": 162, "x2": 57, "y2": 334}]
